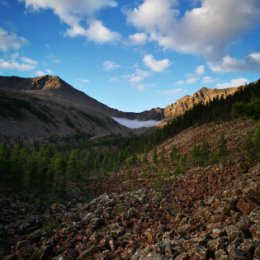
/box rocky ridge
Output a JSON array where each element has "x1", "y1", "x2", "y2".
[
  {"x1": 164, "y1": 87, "x2": 240, "y2": 119},
  {"x1": 0, "y1": 75, "x2": 164, "y2": 121},
  {"x1": 0, "y1": 75, "x2": 250, "y2": 142},
  {"x1": 0, "y1": 75, "x2": 244, "y2": 122}
]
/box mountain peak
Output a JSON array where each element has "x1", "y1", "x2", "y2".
[
  {"x1": 32, "y1": 74, "x2": 64, "y2": 91},
  {"x1": 0, "y1": 74, "x2": 68, "y2": 91},
  {"x1": 198, "y1": 86, "x2": 210, "y2": 92},
  {"x1": 164, "y1": 85, "x2": 240, "y2": 119}
]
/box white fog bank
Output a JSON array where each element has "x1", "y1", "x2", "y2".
[{"x1": 112, "y1": 117, "x2": 160, "y2": 129}]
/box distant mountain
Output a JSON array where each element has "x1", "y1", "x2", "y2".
[
  {"x1": 0, "y1": 75, "x2": 164, "y2": 121},
  {"x1": 0, "y1": 75, "x2": 165, "y2": 143},
  {"x1": 164, "y1": 86, "x2": 240, "y2": 119},
  {"x1": 0, "y1": 75, "x2": 246, "y2": 142}
]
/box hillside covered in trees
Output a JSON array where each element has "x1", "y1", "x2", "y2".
[
  {"x1": 0, "y1": 79, "x2": 259, "y2": 260},
  {"x1": 0, "y1": 80, "x2": 259, "y2": 201}
]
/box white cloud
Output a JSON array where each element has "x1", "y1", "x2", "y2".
[
  {"x1": 103, "y1": 60, "x2": 120, "y2": 71},
  {"x1": 85, "y1": 20, "x2": 120, "y2": 44},
  {"x1": 163, "y1": 88, "x2": 185, "y2": 95},
  {"x1": 210, "y1": 52, "x2": 260, "y2": 72},
  {"x1": 125, "y1": 68, "x2": 152, "y2": 91},
  {"x1": 128, "y1": 33, "x2": 147, "y2": 45},
  {"x1": 126, "y1": 0, "x2": 177, "y2": 33},
  {"x1": 186, "y1": 75, "x2": 198, "y2": 84},
  {"x1": 127, "y1": 68, "x2": 150, "y2": 83},
  {"x1": 195, "y1": 65, "x2": 205, "y2": 76},
  {"x1": 143, "y1": 54, "x2": 170, "y2": 72},
  {"x1": 21, "y1": 56, "x2": 38, "y2": 66},
  {"x1": 20, "y1": 0, "x2": 120, "y2": 44},
  {"x1": 216, "y1": 77, "x2": 249, "y2": 89},
  {"x1": 35, "y1": 69, "x2": 53, "y2": 76},
  {"x1": 20, "y1": 0, "x2": 117, "y2": 14},
  {"x1": 0, "y1": 54, "x2": 37, "y2": 71},
  {"x1": 0, "y1": 28, "x2": 27, "y2": 51},
  {"x1": 126, "y1": 0, "x2": 260, "y2": 62},
  {"x1": 176, "y1": 64, "x2": 205, "y2": 85}
]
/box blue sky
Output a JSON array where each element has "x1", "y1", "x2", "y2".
[{"x1": 0, "y1": 0, "x2": 260, "y2": 112}]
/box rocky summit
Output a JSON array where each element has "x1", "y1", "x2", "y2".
[
  {"x1": 1, "y1": 160, "x2": 259, "y2": 260},
  {"x1": 164, "y1": 87, "x2": 240, "y2": 119}
]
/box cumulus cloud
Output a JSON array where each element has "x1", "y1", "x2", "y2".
[
  {"x1": 186, "y1": 75, "x2": 198, "y2": 84},
  {"x1": 21, "y1": 56, "x2": 37, "y2": 66},
  {"x1": 103, "y1": 60, "x2": 120, "y2": 71},
  {"x1": 143, "y1": 54, "x2": 170, "y2": 72},
  {"x1": 0, "y1": 54, "x2": 37, "y2": 71},
  {"x1": 112, "y1": 117, "x2": 159, "y2": 128},
  {"x1": 210, "y1": 52, "x2": 260, "y2": 72},
  {"x1": 126, "y1": 0, "x2": 260, "y2": 63},
  {"x1": 195, "y1": 65, "x2": 205, "y2": 76},
  {"x1": 126, "y1": 0, "x2": 177, "y2": 32},
  {"x1": 125, "y1": 68, "x2": 152, "y2": 91},
  {"x1": 20, "y1": 0, "x2": 120, "y2": 44},
  {"x1": 216, "y1": 78, "x2": 249, "y2": 89},
  {"x1": 85, "y1": 20, "x2": 120, "y2": 44},
  {"x1": 127, "y1": 68, "x2": 150, "y2": 83},
  {"x1": 128, "y1": 33, "x2": 147, "y2": 45},
  {"x1": 0, "y1": 28, "x2": 27, "y2": 51},
  {"x1": 175, "y1": 65, "x2": 205, "y2": 85}
]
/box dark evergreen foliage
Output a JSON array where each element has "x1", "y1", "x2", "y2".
[
  {"x1": 0, "y1": 80, "x2": 259, "y2": 198},
  {"x1": 245, "y1": 124, "x2": 260, "y2": 163}
]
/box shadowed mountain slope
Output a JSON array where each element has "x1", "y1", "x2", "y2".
[{"x1": 0, "y1": 75, "x2": 253, "y2": 142}]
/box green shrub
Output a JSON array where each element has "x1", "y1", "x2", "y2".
[{"x1": 245, "y1": 125, "x2": 260, "y2": 163}]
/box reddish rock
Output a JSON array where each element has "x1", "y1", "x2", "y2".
[{"x1": 236, "y1": 198, "x2": 257, "y2": 215}]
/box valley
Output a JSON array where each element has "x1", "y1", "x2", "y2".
[
  {"x1": 1, "y1": 1, "x2": 260, "y2": 259},
  {"x1": 0, "y1": 75, "x2": 245, "y2": 143},
  {"x1": 0, "y1": 77, "x2": 259, "y2": 260}
]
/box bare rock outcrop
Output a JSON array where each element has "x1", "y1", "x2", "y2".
[{"x1": 164, "y1": 87, "x2": 240, "y2": 119}]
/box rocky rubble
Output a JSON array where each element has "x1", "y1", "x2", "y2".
[{"x1": 0, "y1": 163, "x2": 259, "y2": 260}]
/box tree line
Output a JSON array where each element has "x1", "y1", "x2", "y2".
[{"x1": 0, "y1": 80, "x2": 259, "y2": 198}]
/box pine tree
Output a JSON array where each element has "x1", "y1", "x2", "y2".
[
  {"x1": 217, "y1": 134, "x2": 228, "y2": 159},
  {"x1": 66, "y1": 149, "x2": 80, "y2": 181},
  {"x1": 152, "y1": 148, "x2": 158, "y2": 164},
  {"x1": 49, "y1": 153, "x2": 66, "y2": 192},
  {"x1": 245, "y1": 125, "x2": 260, "y2": 163},
  {"x1": 191, "y1": 140, "x2": 210, "y2": 166},
  {"x1": 171, "y1": 145, "x2": 180, "y2": 163}
]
